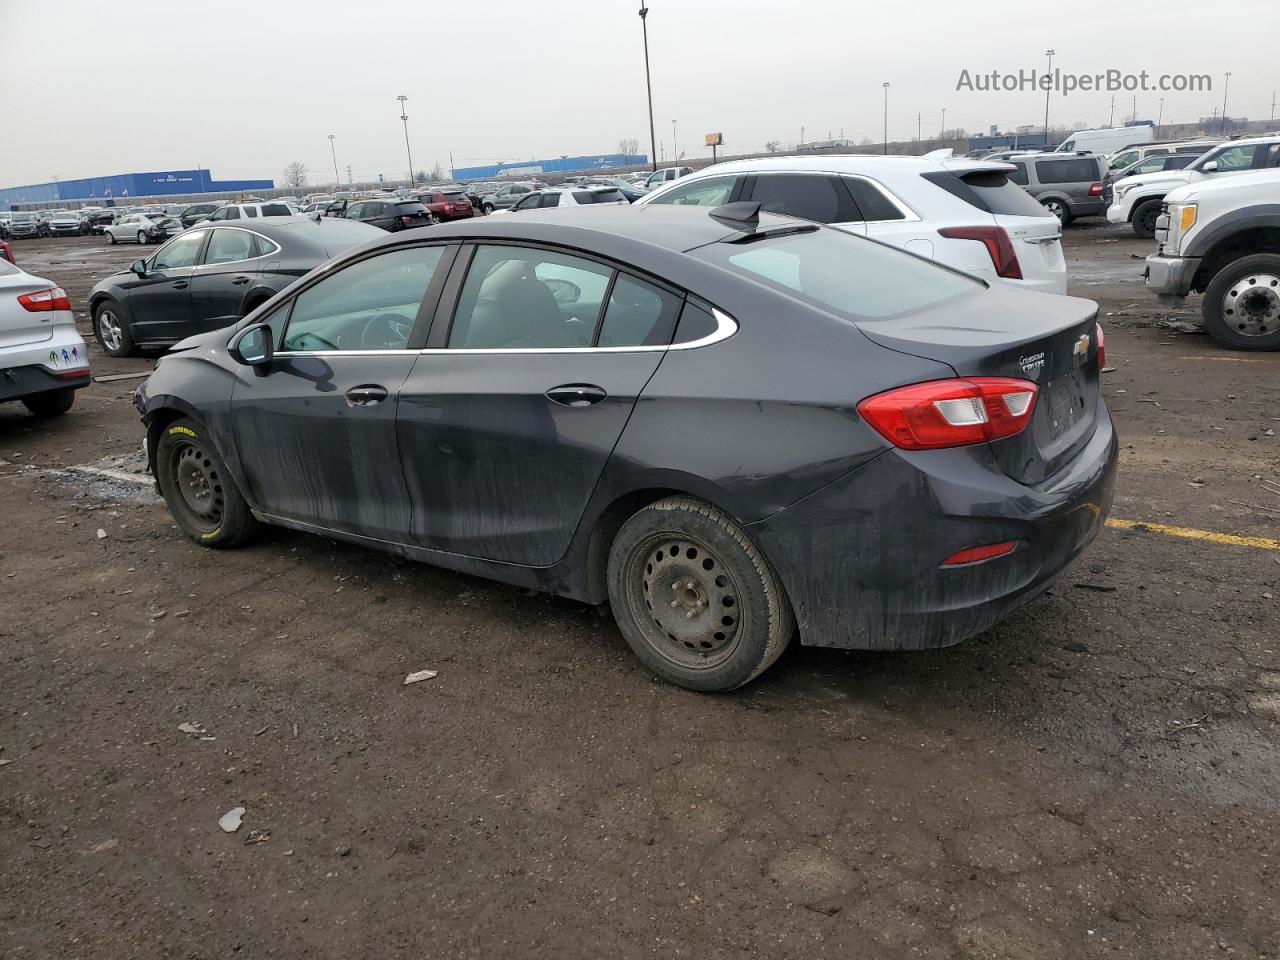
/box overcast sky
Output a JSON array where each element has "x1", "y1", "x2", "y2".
[{"x1": 1, "y1": 0, "x2": 1275, "y2": 188}]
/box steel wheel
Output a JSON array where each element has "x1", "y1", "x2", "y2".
[
  {"x1": 97, "y1": 309, "x2": 123, "y2": 352},
  {"x1": 1221, "y1": 273, "x2": 1280, "y2": 339},
  {"x1": 166, "y1": 440, "x2": 226, "y2": 534}
]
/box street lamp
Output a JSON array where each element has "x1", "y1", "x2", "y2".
[
  {"x1": 328, "y1": 134, "x2": 339, "y2": 188},
  {"x1": 1157, "y1": 97, "x2": 1165, "y2": 136},
  {"x1": 672, "y1": 119, "x2": 678, "y2": 162},
  {"x1": 639, "y1": 5, "x2": 657, "y2": 172},
  {"x1": 882, "y1": 82, "x2": 890, "y2": 155},
  {"x1": 397, "y1": 95, "x2": 416, "y2": 188},
  {"x1": 1221, "y1": 71, "x2": 1231, "y2": 134},
  {"x1": 1042, "y1": 49, "x2": 1055, "y2": 144}
]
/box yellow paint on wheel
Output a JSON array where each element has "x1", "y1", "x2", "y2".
[
  {"x1": 200, "y1": 528, "x2": 221, "y2": 541},
  {"x1": 168, "y1": 425, "x2": 197, "y2": 438},
  {"x1": 1107, "y1": 517, "x2": 1279, "y2": 550}
]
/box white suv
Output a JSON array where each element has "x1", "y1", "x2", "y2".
[
  {"x1": 195, "y1": 201, "x2": 297, "y2": 225},
  {"x1": 636, "y1": 153, "x2": 1066, "y2": 295}
]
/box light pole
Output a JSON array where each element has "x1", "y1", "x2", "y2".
[
  {"x1": 1221, "y1": 72, "x2": 1231, "y2": 134},
  {"x1": 1157, "y1": 98, "x2": 1164, "y2": 136},
  {"x1": 882, "y1": 82, "x2": 890, "y2": 154},
  {"x1": 1042, "y1": 49, "x2": 1055, "y2": 143},
  {"x1": 672, "y1": 119, "x2": 678, "y2": 162},
  {"x1": 328, "y1": 134, "x2": 339, "y2": 188},
  {"x1": 940, "y1": 107, "x2": 946, "y2": 139},
  {"x1": 638, "y1": 5, "x2": 657, "y2": 172},
  {"x1": 397, "y1": 95, "x2": 415, "y2": 188}
]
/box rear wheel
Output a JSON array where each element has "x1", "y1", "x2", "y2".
[
  {"x1": 607, "y1": 496, "x2": 794, "y2": 692},
  {"x1": 136, "y1": 231, "x2": 148, "y2": 244},
  {"x1": 22, "y1": 388, "x2": 75, "y2": 417},
  {"x1": 1202, "y1": 254, "x2": 1280, "y2": 351},
  {"x1": 105, "y1": 230, "x2": 117, "y2": 245},
  {"x1": 154, "y1": 417, "x2": 258, "y2": 548},
  {"x1": 482, "y1": 203, "x2": 495, "y2": 215},
  {"x1": 1041, "y1": 198, "x2": 1072, "y2": 225},
  {"x1": 94, "y1": 300, "x2": 136, "y2": 357},
  {"x1": 1131, "y1": 199, "x2": 1162, "y2": 239}
]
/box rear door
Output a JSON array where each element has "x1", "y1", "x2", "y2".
[
  {"x1": 188, "y1": 227, "x2": 267, "y2": 331},
  {"x1": 396, "y1": 242, "x2": 681, "y2": 565}
]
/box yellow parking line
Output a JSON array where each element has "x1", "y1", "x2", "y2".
[{"x1": 1107, "y1": 517, "x2": 1279, "y2": 550}]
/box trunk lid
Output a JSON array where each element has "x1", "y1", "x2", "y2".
[
  {"x1": 856, "y1": 286, "x2": 1101, "y2": 484},
  {"x1": 0, "y1": 264, "x2": 58, "y2": 348}
]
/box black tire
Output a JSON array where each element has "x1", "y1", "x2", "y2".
[
  {"x1": 482, "y1": 203, "x2": 495, "y2": 215},
  {"x1": 1131, "y1": 199, "x2": 1162, "y2": 239},
  {"x1": 93, "y1": 299, "x2": 136, "y2": 357},
  {"x1": 22, "y1": 388, "x2": 76, "y2": 417},
  {"x1": 154, "y1": 417, "x2": 258, "y2": 548},
  {"x1": 1201, "y1": 254, "x2": 1280, "y2": 351},
  {"x1": 1041, "y1": 198, "x2": 1072, "y2": 225},
  {"x1": 607, "y1": 496, "x2": 794, "y2": 692},
  {"x1": 136, "y1": 231, "x2": 148, "y2": 245}
]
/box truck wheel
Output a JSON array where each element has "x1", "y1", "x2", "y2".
[
  {"x1": 1202, "y1": 254, "x2": 1280, "y2": 351},
  {"x1": 1131, "y1": 199, "x2": 1162, "y2": 239},
  {"x1": 1041, "y1": 198, "x2": 1071, "y2": 225},
  {"x1": 607, "y1": 496, "x2": 794, "y2": 692}
]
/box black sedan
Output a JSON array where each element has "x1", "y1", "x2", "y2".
[
  {"x1": 343, "y1": 197, "x2": 433, "y2": 231},
  {"x1": 133, "y1": 203, "x2": 1116, "y2": 691},
  {"x1": 88, "y1": 216, "x2": 383, "y2": 356}
]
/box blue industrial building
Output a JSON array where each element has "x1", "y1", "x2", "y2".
[
  {"x1": 0, "y1": 169, "x2": 275, "y2": 209},
  {"x1": 453, "y1": 153, "x2": 647, "y2": 181}
]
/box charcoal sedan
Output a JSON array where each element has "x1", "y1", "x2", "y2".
[
  {"x1": 89, "y1": 216, "x2": 384, "y2": 355},
  {"x1": 133, "y1": 203, "x2": 1116, "y2": 691}
]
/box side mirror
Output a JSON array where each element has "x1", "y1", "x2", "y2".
[
  {"x1": 1201, "y1": 161, "x2": 1218, "y2": 173},
  {"x1": 130, "y1": 259, "x2": 147, "y2": 277},
  {"x1": 229, "y1": 322, "x2": 274, "y2": 369}
]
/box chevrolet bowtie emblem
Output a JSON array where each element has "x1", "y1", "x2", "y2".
[{"x1": 1074, "y1": 333, "x2": 1091, "y2": 356}]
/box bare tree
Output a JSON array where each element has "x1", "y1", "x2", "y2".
[
  {"x1": 618, "y1": 137, "x2": 640, "y2": 157},
  {"x1": 764, "y1": 140, "x2": 781, "y2": 153},
  {"x1": 415, "y1": 170, "x2": 429, "y2": 183},
  {"x1": 429, "y1": 162, "x2": 444, "y2": 181},
  {"x1": 282, "y1": 161, "x2": 308, "y2": 188}
]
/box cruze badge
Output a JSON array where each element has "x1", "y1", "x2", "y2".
[{"x1": 1019, "y1": 351, "x2": 1046, "y2": 376}]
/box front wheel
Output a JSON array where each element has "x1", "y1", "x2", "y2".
[
  {"x1": 105, "y1": 231, "x2": 117, "y2": 244},
  {"x1": 136, "y1": 231, "x2": 148, "y2": 244},
  {"x1": 154, "y1": 417, "x2": 258, "y2": 548},
  {"x1": 22, "y1": 388, "x2": 76, "y2": 417},
  {"x1": 1202, "y1": 254, "x2": 1280, "y2": 350},
  {"x1": 94, "y1": 300, "x2": 136, "y2": 357},
  {"x1": 1041, "y1": 198, "x2": 1072, "y2": 225},
  {"x1": 1131, "y1": 199, "x2": 1162, "y2": 239},
  {"x1": 482, "y1": 203, "x2": 495, "y2": 215},
  {"x1": 607, "y1": 496, "x2": 794, "y2": 692}
]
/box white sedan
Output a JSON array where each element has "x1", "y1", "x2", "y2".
[
  {"x1": 0, "y1": 257, "x2": 90, "y2": 416},
  {"x1": 103, "y1": 213, "x2": 183, "y2": 245}
]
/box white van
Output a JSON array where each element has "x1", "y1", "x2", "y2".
[{"x1": 1055, "y1": 126, "x2": 1153, "y2": 155}]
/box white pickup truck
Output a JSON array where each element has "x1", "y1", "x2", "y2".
[
  {"x1": 1144, "y1": 167, "x2": 1280, "y2": 350},
  {"x1": 1108, "y1": 134, "x2": 1280, "y2": 238}
]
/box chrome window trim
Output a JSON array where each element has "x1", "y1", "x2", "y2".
[
  {"x1": 191, "y1": 226, "x2": 282, "y2": 269},
  {"x1": 270, "y1": 307, "x2": 737, "y2": 359}
]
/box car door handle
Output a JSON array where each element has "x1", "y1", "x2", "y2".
[
  {"x1": 546, "y1": 383, "x2": 607, "y2": 407},
  {"x1": 345, "y1": 385, "x2": 389, "y2": 407},
  {"x1": 232, "y1": 276, "x2": 251, "y2": 285},
  {"x1": 172, "y1": 280, "x2": 189, "y2": 289}
]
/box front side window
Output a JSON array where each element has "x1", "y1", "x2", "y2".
[
  {"x1": 281, "y1": 246, "x2": 445, "y2": 351},
  {"x1": 1110, "y1": 151, "x2": 1138, "y2": 170},
  {"x1": 152, "y1": 231, "x2": 205, "y2": 271},
  {"x1": 204, "y1": 228, "x2": 255, "y2": 265},
  {"x1": 1201, "y1": 144, "x2": 1256, "y2": 171},
  {"x1": 448, "y1": 245, "x2": 613, "y2": 349},
  {"x1": 650, "y1": 175, "x2": 736, "y2": 208}
]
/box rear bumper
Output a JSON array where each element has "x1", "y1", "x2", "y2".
[
  {"x1": 1145, "y1": 253, "x2": 1198, "y2": 302},
  {"x1": 748, "y1": 406, "x2": 1118, "y2": 651},
  {"x1": 1067, "y1": 197, "x2": 1106, "y2": 217},
  {"x1": 0, "y1": 326, "x2": 91, "y2": 402}
]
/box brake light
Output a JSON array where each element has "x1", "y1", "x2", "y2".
[
  {"x1": 1096, "y1": 322, "x2": 1105, "y2": 369},
  {"x1": 937, "y1": 226, "x2": 1022, "y2": 279},
  {"x1": 857, "y1": 377, "x2": 1039, "y2": 450},
  {"x1": 401, "y1": 215, "x2": 413, "y2": 225},
  {"x1": 1088, "y1": 182, "x2": 1104, "y2": 196},
  {"x1": 18, "y1": 287, "x2": 72, "y2": 312},
  {"x1": 942, "y1": 541, "x2": 1019, "y2": 567}
]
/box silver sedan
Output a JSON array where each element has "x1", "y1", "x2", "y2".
[{"x1": 103, "y1": 213, "x2": 183, "y2": 245}]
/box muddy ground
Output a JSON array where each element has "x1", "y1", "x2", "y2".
[{"x1": 2, "y1": 224, "x2": 1279, "y2": 959}]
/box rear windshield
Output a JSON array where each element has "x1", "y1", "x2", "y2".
[
  {"x1": 395, "y1": 202, "x2": 427, "y2": 213},
  {"x1": 692, "y1": 227, "x2": 978, "y2": 320},
  {"x1": 574, "y1": 189, "x2": 626, "y2": 203},
  {"x1": 442, "y1": 192, "x2": 468, "y2": 201},
  {"x1": 920, "y1": 170, "x2": 1049, "y2": 218},
  {"x1": 1034, "y1": 157, "x2": 1100, "y2": 184}
]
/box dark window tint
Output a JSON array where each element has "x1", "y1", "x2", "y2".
[
  {"x1": 959, "y1": 171, "x2": 1048, "y2": 217},
  {"x1": 204, "y1": 228, "x2": 255, "y2": 265},
  {"x1": 395, "y1": 202, "x2": 427, "y2": 215},
  {"x1": 748, "y1": 174, "x2": 858, "y2": 224},
  {"x1": 539, "y1": 193, "x2": 562, "y2": 208},
  {"x1": 442, "y1": 192, "x2": 467, "y2": 201},
  {"x1": 261, "y1": 203, "x2": 292, "y2": 216},
  {"x1": 841, "y1": 177, "x2": 904, "y2": 221},
  {"x1": 597, "y1": 274, "x2": 679, "y2": 347},
  {"x1": 244, "y1": 207, "x2": 259, "y2": 218},
  {"x1": 1006, "y1": 162, "x2": 1029, "y2": 186},
  {"x1": 673, "y1": 300, "x2": 718, "y2": 344},
  {"x1": 283, "y1": 246, "x2": 444, "y2": 351},
  {"x1": 573, "y1": 191, "x2": 595, "y2": 203},
  {"x1": 222, "y1": 208, "x2": 240, "y2": 220},
  {"x1": 1165, "y1": 155, "x2": 1197, "y2": 170},
  {"x1": 1034, "y1": 158, "x2": 1101, "y2": 184}
]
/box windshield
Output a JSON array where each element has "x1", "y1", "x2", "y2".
[{"x1": 692, "y1": 226, "x2": 978, "y2": 321}]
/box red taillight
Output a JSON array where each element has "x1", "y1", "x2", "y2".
[
  {"x1": 401, "y1": 215, "x2": 413, "y2": 225},
  {"x1": 937, "y1": 226, "x2": 1022, "y2": 279},
  {"x1": 1088, "y1": 182, "x2": 1104, "y2": 197},
  {"x1": 18, "y1": 287, "x2": 72, "y2": 312},
  {"x1": 857, "y1": 377, "x2": 1039, "y2": 450},
  {"x1": 941, "y1": 541, "x2": 1019, "y2": 567},
  {"x1": 1095, "y1": 322, "x2": 1105, "y2": 369}
]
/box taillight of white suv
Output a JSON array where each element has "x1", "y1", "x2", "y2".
[{"x1": 937, "y1": 226, "x2": 1023, "y2": 279}]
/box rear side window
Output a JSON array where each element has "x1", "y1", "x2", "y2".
[
  {"x1": 572, "y1": 191, "x2": 596, "y2": 203},
  {"x1": 921, "y1": 170, "x2": 1048, "y2": 218},
  {"x1": 672, "y1": 300, "x2": 718, "y2": 344},
  {"x1": 841, "y1": 177, "x2": 904, "y2": 222},
  {"x1": 1006, "y1": 162, "x2": 1029, "y2": 186},
  {"x1": 747, "y1": 174, "x2": 860, "y2": 224},
  {"x1": 540, "y1": 194, "x2": 562, "y2": 208},
  {"x1": 244, "y1": 207, "x2": 259, "y2": 218},
  {"x1": 1034, "y1": 158, "x2": 1100, "y2": 184},
  {"x1": 261, "y1": 203, "x2": 291, "y2": 216},
  {"x1": 596, "y1": 274, "x2": 680, "y2": 347}
]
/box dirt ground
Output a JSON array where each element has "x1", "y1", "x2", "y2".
[{"x1": 2, "y1": 224, "x2": 1279, "y2": 959}]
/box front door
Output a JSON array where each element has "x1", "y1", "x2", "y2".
[
  {"x1": 229, "y1": 243, "x2": 454, "y2": 540},
  {"x1": 127, "y1": 229, "x2": 207, "y2": 343},
  {"x1": 396, "y1": 243, "x2": 682, "y2": 566},
  {"x1": 189, "y1": 227, "x2": 270, "y2": 332}
]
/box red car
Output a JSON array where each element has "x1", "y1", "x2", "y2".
[
  {"x1": 0, "y1": 239, "x2": 13, "y2": 264},
  {"x1": 417, "y1": 189, "x2": 474, "y2": 222}
]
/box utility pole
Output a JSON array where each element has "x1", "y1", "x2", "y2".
[
  {"x1": 638, "y1": 5, "x2": 657, "y2": 172},
  {"x1": 1157, "y1": 98, "x2": 1164, "y2": 136},
  {"x1": 1043, "y1": 49, "x2": 1054, "y2": 143},
  {"x1": 941, "y1": 107, "x2": 946, "y2": 139},
  {"x1": 916, "y1": 111, "x2": 921, "y2": 141},
  {"x1": 1272, "y1": 90, "x2": 1276, "y2": 123},
  {"x1": 397, "y1": 95, "x2": 415, "y2": 188},
  {"x1": 882, "y1": 82, "x2": 890, "y2": 154},
  {"x1": 672, "y1": 119, "x2": 678, "y2": 161},
  {"x1": 346, "y1": 164, "x2": 352, "y2": 186},
  {"x1": 800, "y1": 125, "x2": 805, "y2": 147},
  {"x1": 1221, "y1": 72, "x2": 1231, "y2": 134},
  {"x1": 449, "y1": 151, "x2": 455, "y2": 179},
  {"x1": 1109, "y1": 95, "x2": 1115, "y2": 127},
  {"x1": 1132, "y1": 94, "x2": 1137, "y2": 123},
  {"x1": 328, "y1": 134, "x2": 339, "y2": 187}
]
